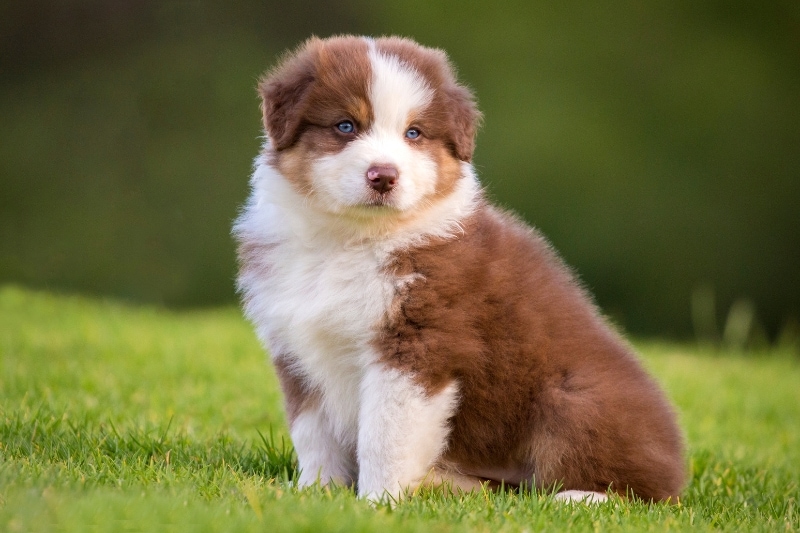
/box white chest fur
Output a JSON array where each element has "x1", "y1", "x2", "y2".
[
  {"x1": 235, "y1": 157, "x2": 480, "y2": 491},
  {"x1": 266, "y1": 237, "x2": 393, "y2": 438},
  {"x1": 235, "y1": 164, "x2": 400, "y2": 444}
]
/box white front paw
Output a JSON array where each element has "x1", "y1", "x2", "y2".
[
  {"x1": 358, "y1": 485, "x2": 405, "y2": 506},
  {"x1": 359, "y1": 490, "x2": 383, "y2": 504},
  {"x1": 554, "y1": 490, "x2": 609, "y2": 504}
]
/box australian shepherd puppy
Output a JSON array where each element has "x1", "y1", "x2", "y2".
[{"x1": 234, "y1": 35, "x2": 685, "y2": 503}]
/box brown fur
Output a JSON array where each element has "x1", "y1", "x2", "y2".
[
  {"x1": 273, "y1": 355, "x2": 320, "y2": 425},
  {"x1": 260, "y1": 35, "x2": 480, "y2": 166},
  {"x1": 379, "y1": 205, "x2": 686, "y2": 501},
  {"x1": 259, "y1": 36, "x2": 373, "y2": 150}
]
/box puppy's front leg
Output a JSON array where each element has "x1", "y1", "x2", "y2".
[
  {"x1": 357, "y1": 364, "x2": 458, "y2": 501},
  {"x1": 274, "y1": 356, "x2": 356, "y2": 487},
  {"x1": 292, "y1": 405, "x2": 356, "y2": 488}
]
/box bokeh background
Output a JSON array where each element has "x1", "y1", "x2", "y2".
[{"x1": 2, "y1": 1, "x2": 798, "y2": 341}]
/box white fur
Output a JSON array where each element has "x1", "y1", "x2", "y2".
[
  {"x1": 234, "y1": 43, "x2": 481, "y2": 499},
  {"x1": 235, "y1": 157, "x2": 477, "y2": 494},
  {"x1": 237, "y1": 152, "x2": 480, "y2": 254},
  {"x1": 236, "y1": 170, "x2": 394, "y2": 456},
  {"x1": 235, "y1": 153, "x2": 478, "y2": 496},
  {"x1": 554, "y1": 490, "x2": 609, "y2": 504},
  {"x1": 293, "y1": 406, "x2": 357, "y2": 487},
  {"x1": 367, "y1": 41, "x2": 434, "y2": 131},
  {"x1": 358, "y1": 366, "x2": 459, "y2": 500}
]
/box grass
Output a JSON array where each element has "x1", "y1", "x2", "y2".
[{"x1": 1, "y1": 285, "x2": 798, "y2": 532}]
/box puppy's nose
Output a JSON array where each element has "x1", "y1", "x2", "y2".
[{"x1": 366, "y1": 165, "x2": 398, "y2": 194}]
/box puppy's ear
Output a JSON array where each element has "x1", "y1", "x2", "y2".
[
  {"x1": 445, "y1": 83, "x2": 482, "y2": 162},
  {"x1": 258, "y1": 39, "x2": 319, "y2": 150}
]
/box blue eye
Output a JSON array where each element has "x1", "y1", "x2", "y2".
[
  {"x1": 336, "y1": 120, "x2": 355, "y2": 134},
  {"x1": 405, "y1": 128, "x2": 421, "y2": 140}
]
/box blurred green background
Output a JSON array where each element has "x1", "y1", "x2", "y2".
[{"x1": 1, "y1": 1, "x2": 798, "y2": 340}]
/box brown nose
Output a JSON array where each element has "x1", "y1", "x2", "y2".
[{"x1": 366, "y1": 165, "x2": 398, "y2": 194}]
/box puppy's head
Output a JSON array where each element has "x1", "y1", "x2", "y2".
[{"x1": 258, "y1": 35, "x2": 481, "y2": 216}]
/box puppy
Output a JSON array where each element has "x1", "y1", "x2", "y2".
[{"x1": 234, "y1": 35, "x2": 685, "y2": 502}]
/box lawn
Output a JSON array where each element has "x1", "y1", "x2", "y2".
[{"x1": 1, "y1": 285, "x2": 798, "y2": 531}]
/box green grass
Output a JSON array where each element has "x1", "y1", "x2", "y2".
[{"x1": 1, "y1": 285, "x2": 798, "y2": 532}]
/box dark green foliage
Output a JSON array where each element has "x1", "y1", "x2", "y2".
[{"x1": 1, "y1": 1, "x2": 798, "y2": 337}]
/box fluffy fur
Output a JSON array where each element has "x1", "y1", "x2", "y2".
[{"x1": 234, "y1": 35, "x2": 686, "y2": 502}]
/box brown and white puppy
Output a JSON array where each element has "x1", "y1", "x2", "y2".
[{"x1": 234, "y1": 35, "x2": 685, "y2": 503}]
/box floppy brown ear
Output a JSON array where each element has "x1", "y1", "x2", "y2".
[
  {"x1": 445, "y1": 83, "x2": 482, "y2": 162},
  {"x1": 258, "y1": 39, "x2": 320, "y2": 151}
]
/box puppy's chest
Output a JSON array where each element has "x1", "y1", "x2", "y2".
[{"x1": 264, "y1": 239, "x2": 397, "y2": 367}]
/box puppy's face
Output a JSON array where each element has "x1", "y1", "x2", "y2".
[{"x1": 259, "y1": 36, "x2": 480, "y2": 217}]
